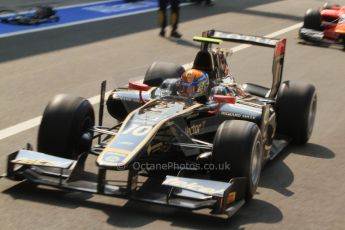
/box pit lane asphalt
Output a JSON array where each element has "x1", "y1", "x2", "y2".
[{"x1": 1, "y1": 0, "x2": 345, "y2": 229}]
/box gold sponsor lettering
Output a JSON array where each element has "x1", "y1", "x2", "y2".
[{"x1": 185, "y1": 121, "x2": 206, "y2": 136}]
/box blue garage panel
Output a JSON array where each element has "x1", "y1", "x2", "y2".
[{"x1": 0, "y1": 0, "x2": 160, "y2": 38}]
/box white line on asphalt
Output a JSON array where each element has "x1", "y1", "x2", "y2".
[
  {"x1": 231, "y1": 22, "x2": 303, "y2": 53},
  {"x1": 0, "y1": 22, "x2": 302, "y2": 141},
  {"x1": 57, "y1": 0, "x2": 124, "y2": 10}
]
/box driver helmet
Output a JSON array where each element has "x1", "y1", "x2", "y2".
[{"x1": 179, "y1": 69, "x2": 209, "y2": 98}]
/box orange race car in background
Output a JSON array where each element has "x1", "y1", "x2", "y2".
[{"x1": 299, "y1": 2, "x2": 345, "y2": 49}]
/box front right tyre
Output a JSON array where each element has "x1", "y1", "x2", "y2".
[{"x1": 211, "y1": 120, "x2": 263, "y2": 200}]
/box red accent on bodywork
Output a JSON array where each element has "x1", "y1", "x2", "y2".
[
  {"x1": 321, "y1": 9, "x2": 340, "y2": 18},
  {"x1": 213, "y1": 95, "x2": 236, "y2": 104},
  {"x1": 323, "y1": 24, "x2": 338, "y2": 39},
  {"x1": 274, "y1": 39, "x2": 286, "y2": 57},
  {"x1": 128, "y1": 81, "x2": 151, "y2": 104},
  {"x1": 129, "y1": 82, "x2": 151, "y2": 91},
  {"x1": 208, "y1": 95, "x2": 236, "y2": 114}
]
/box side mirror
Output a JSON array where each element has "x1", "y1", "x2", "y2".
[
  {"x1": 128, "y1": 81, "x2": 151, "y2": 104},
  {"x1": 213, "y1": 95, "x2": 236, "y2": 104},
  {"x1": 129, "y1": 81, "x2": 151, "y2": 91}
]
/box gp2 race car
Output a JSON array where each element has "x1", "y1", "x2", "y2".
[
  {"x1": 3, "y1": 30, "x2": 317, "y2": 218},
  {"x1": 299, "y1": 2, "x2": 345, "y2": 49}
]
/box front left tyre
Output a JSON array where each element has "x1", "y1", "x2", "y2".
[
  {"x1": 37, "y1": 94, "x2": 95, "y2": 159},
  {"x1": 144, "y1": 62, "x2": 184, "y2": 87}
]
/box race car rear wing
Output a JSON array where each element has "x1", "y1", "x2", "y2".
[
  {"x1": 207, "y1": 30, "x2": 279, "y2": 47},
  {"x1": 201, "y1": 30, "x2": 287, "y2": 99}
]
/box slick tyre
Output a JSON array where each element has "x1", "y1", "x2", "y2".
[
  {"x1": 144, "y1": 62, "x2": 184, "y2": 87},
  {"x1": 37, "y1": 94, "x2": 95, "y2": 159},
  {"x1": 303, "y1": 9, "x2": 322, "y2": 31},
  {"x1": 211, "y1": 120, "x2": 263, "y2": 200},
  {"x1": 106, "y1": 91, "x2": 135, "y2": 121},
  {"x1": 276, "y1": 81, "x2": 317, "y2": 144}
]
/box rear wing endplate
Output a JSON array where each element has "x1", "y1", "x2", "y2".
[{"x1": 201, "y1": 30, "x2": 287, "y2": 99}]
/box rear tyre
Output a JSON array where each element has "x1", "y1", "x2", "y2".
[
  {"x1": 106, "y1": 91, "x2": 137, "y2": 121},
  {"x1": 276, "y1": 81, "x2": 317, "y2": 144},
  {"x1": 37, "y1": 94, "x2": 95, "y2": 159},
  {"x1": 211, "y1": 120, "x2": 263, "y2": 200},
  {"x1": 144, "y1": 62, "x2": 184, "y2": 87},
  {"x1": 303, "y1": 9, "x2": 322, "y2": 31}
]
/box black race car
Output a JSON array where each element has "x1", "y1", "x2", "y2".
[{"x1": 4, "y1": 30, "x2": 317, "y2": 218}]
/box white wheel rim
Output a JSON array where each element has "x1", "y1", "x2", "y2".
[
  {"x1": 307, "y1": 93, "x2": 317, "y2": 138},
  {"x1": 251, "y1": 139, "x2": 262, "y2": 186}
]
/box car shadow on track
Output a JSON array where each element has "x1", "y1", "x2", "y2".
[
  {"x1": 297, "y1": 41, "x2": 345, "y2": 52},
  {"x1": 1, "y1": 181, "x2": 282, "y2": 229},
  {"x1": 259, "y1": 143, "x2": 335, "y2": 197},
  {"x1": 1, "y1": 143, "x2": 334, "y2": 229},
  {"x1": 168, "y1": 37, "x2": 201, "y2": 49}
]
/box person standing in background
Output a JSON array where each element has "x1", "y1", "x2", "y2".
[{"x1": 158, "y1": 0, "x2": 182, "y2": 38}]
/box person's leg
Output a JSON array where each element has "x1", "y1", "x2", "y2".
[
  {"x1": 170, "y1": 0, "x2": 182, "y2": 38},
  {"x1": 158, "y1": 0, "x2": 167, "y2": 36}
]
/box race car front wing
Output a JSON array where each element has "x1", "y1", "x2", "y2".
[{"x1": 5, "y1": 149, "x2": 247, "y2": 218}]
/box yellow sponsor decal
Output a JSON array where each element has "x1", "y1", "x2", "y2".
[{"x1": 193, "y1": 36, "x2": 223, "y2": 44}]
